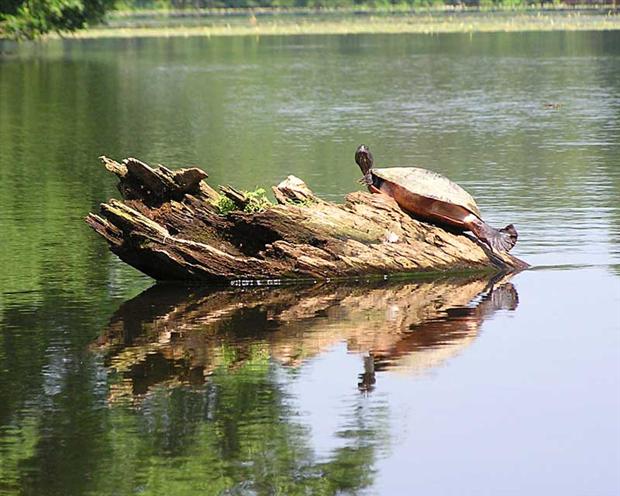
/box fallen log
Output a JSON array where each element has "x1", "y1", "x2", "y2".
[{"x1": 86, "y1": 157, "x2": 528, "y2": 283}]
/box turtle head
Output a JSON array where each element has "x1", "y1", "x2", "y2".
[{"x1": 355, "y1": 144, "x2": 374, "y2": 176}]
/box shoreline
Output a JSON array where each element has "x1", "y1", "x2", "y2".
[
  {"x1": 104, "y1": 5, "x2": 619, "y2": 17},
  {"x1": 3, "y1": 8, "x2": 620, "y2": 41}
]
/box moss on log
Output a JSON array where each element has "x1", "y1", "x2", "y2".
[{"x1": 86, "y1": 156, "x2": 527, "y2": 283}]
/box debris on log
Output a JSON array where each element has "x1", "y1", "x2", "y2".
[
  {"x1": 86, "y1": 156, "x2": 528, "y2": 283},
  {"x1": 96, "y1": 272, "x2": 518, "y2": 399}
]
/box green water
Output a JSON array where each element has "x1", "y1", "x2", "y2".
[{"x1": 0, "y1": 31, "x2": 619, "y2": 495}]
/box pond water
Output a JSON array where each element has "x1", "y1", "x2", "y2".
[{"x1": 0, "y1": 31, "x2": 619, "y2": 495}]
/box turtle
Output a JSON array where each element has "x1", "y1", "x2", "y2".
[{"x1": 354, "y1": 144, "x2": 518, "y2": 252}]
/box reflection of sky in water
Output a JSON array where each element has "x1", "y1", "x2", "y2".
[
  {"x1": 280, "y1": 343, "x2": 368, "y2": 459},
  {"x1": 377, "y1": 268, "x2": 619, "y2": 495},
  {"x1": 280, "y1": 267, "x2": 619, "y2": 494},
  {"x1": 69, "y1": 261, "x2": 618, "y2": 494}
]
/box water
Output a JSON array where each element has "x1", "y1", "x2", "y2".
[{"x1": 0, "y1": 31, "x2": 619, "y2": 495}]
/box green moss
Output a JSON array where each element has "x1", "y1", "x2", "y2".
[{"x1": 286, "y1": 197, "x2": 314, "y2": 207}]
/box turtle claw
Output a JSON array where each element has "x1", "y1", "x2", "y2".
[{"x1": 358, "y1": 173, "x2": 374, "y2": 186}]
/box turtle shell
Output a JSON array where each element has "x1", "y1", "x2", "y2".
[{"x1": 372, "y1": 167, "x2": 481, "y2": 217}]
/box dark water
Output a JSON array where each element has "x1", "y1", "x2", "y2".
[{"x1": 0, "y1": 31, "x2": 619, "y2": 495}]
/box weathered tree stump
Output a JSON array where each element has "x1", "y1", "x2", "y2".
[{"x1": 86, "y1": 156, "x2": 527, "y2": 283}]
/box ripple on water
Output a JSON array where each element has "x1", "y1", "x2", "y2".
[{"x1": 1, "y1": 31, "x2": 620, "y2": 496}]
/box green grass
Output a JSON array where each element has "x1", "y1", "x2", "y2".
[{"x1": 41, "y1": 7, "x2": 620, "y2": 39}]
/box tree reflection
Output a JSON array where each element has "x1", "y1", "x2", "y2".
[{"x1": 0, "y1": 274, "x2": 518, "y2": 496}]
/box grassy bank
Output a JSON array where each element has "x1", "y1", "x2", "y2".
[{"x1": 48, "y1": 8, "x2": 619, "y2": 39}]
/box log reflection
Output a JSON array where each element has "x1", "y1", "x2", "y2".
[{"x1": 97, "y1": 273, "x2": 518, "y2": 400}]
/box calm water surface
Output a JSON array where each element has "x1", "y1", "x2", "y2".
[{"x1": 0, "y1": 31, "x2": 619, "y2": 495}]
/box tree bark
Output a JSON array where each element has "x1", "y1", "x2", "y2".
[{"x1": 86, "y1": 156, "x2": 528, "y2": 283}]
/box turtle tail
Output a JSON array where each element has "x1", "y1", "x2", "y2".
[{"x1": 471, "y1": 221, "x2": 518, "y2": 253}]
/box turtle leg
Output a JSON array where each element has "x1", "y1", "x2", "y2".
[
  {"x1": 358, "y1": 173, "x2": 382, "y2": 195},
  {"x1": 357, "y1": 178, "x2": 381, "y2": 194},
  {"x1": 469, "y1": 218, "x2": 518, "y2": 253},
  {"x1": 358, "y1": 172, "x2": 374, "y2": 185}
]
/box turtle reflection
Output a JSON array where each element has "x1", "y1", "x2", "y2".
[
  {"x1": 97, "y1": 273, "x2": 518, "y2": 400},
  {"x1": 358, "y1": 278, "x2": 518, "y2": 393}
]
